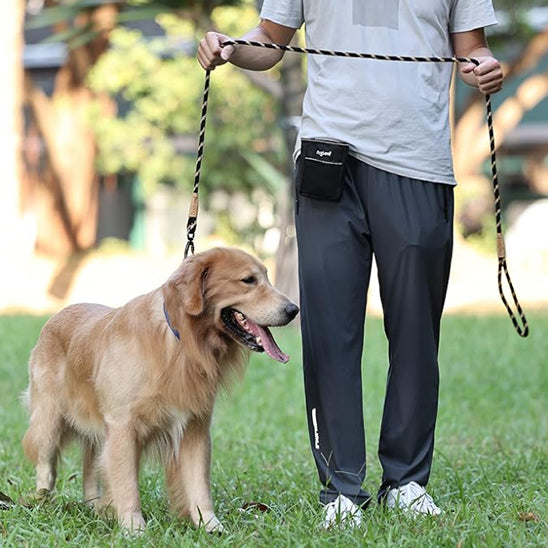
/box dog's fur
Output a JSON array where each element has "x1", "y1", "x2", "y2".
[{"x1": 22, "y1": 247, "x2": 298, "y2": 533}]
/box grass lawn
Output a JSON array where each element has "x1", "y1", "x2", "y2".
[{"x1": 0, "y1": 311, "x2": 547, "y2": 547}]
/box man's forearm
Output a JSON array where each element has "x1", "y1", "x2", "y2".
[
  {"x1": 198, "y1": 19, "x2": 295, "y2": 72},
  {"x1": 229, "y1": 25, "x2": 286, "y2": 71}
]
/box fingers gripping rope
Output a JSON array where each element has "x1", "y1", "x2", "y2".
[{"x1": 187, "y1": 39, "x2": 529, "y2": 336}]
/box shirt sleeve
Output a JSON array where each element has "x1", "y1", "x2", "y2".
[
  {"x1": 450, "y1": 0, "x2": 497, "y2": 33},
  {"x1": 260, "y1": 0, "x2": 304, "y2": 29}
]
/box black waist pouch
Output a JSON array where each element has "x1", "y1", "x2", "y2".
[{"x1": 298, "y1": 138, "x2": 350, "y2": 202}]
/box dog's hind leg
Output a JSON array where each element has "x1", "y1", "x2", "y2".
[
  {"x1": 83, "y1": 439, "x2": 101, "y2": 506},
  {"x1": 166, "y1": 413, "x2": 222, "y2": 533},
  {"x1": 22, "y1": 340, "x2": 68, "y2": 499},
  {"x1": 22, "y1": 399, "x2": 63, "y2": 497}
]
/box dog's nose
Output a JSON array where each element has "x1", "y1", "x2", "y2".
[{"x1": 285, "y1": 303, "x2": 299, "y2": 320}]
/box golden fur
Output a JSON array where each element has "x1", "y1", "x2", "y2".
[{"x1": 22, "y1": 247, "x2": 298, "y2": 533}]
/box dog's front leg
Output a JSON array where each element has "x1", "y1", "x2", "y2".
[
  {"x1": 166, "y1": 413, "x2": 222, "y2": 533},
  {"x1": 102, "y1": 421, "x2": 144, "y2": 533}
]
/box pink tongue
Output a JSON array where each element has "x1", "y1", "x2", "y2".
[{"x1": 249, "y1": 322, "x2": 289, "y2": 363}]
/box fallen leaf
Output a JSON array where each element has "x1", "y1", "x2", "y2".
[
  {"x1": 240, "y1": 501, "x2": 272, "y2": 513},
  {"x1": 518, "y1": 512, "x2": 540, "y2": 522}
]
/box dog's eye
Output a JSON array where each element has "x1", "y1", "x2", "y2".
[{"x1": 241, "y1": 275, "x2": 257, "y2": 284}]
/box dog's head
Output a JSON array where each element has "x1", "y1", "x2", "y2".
[{"x1": 162, "y1": 247, "x2": 299, "y2": 363}]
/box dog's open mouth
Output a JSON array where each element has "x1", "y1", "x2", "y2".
[{"x1": 221, "y1": 308, "x2": 289, "y2": 363}]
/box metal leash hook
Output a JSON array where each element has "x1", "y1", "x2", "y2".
[
  {"x1": 187, "y1": 40, "x2": 529, "y2": 336},
  {"x1": 184, "y1": 191, "x2": 198, "y2": 258}
]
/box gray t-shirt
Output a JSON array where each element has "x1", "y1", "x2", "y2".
[{"x1": 260, "y1": 0, "x2": 497, "y2": 184}]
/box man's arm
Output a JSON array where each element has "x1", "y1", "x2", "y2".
[
  {"x1": 197, "y1": 20, "x2": 297, "y2": 71},
  {"x1": 451, "y1": 27, "x2": 503, "y2": 94}
]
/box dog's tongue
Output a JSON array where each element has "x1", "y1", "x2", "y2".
[{"x1": 249, "y1": 322, "x2": 289, "y2": 363}]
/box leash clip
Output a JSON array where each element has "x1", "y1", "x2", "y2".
[{"x1": 184, "y1": 239, "x2": 195, "y2": 259}]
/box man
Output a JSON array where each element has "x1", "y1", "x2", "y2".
[{"x1": 198, "y1": 0, "x2": 502, "y2": 528}]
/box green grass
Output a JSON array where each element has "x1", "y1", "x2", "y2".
[{"x1": 1, "y1": 312, "x2": 547, "y2": 547}]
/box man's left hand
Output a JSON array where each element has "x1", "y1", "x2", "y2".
[{"x1": 460, "y1": 56, "x2": 503, "y2": 94}]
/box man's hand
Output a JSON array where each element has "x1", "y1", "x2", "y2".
[
  {"x1": 197, "y1": 31, "x2": 235, "y2": 71},
  {"x1": 452, "y1": 29, "x2": 503, "y2": 95},
  {"x1": 460, "y1": 56, "x2": 503, "y2": 95}
]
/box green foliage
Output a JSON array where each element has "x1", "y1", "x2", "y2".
[
  {"x1": 1, "y1": 313, "x2": 548, "y2": 545},
  {"x1": 87, "y1": 5, "x2": 286, "y2": 209},
  {"x1": 26, "y1": 1, "x2": 245, "y2": 51},
  {"x1": 491, "y1": 0, "x2": 548, "y2": 45},
  {"x1": 128, "y1": 0, "x2": 243, "y2": 8},
  {"x1": 494, "y1": 0, "x2": 548, "y2": 9}
]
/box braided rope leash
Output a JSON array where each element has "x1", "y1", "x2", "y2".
[
  {"x1": 186, "y1": 39, "x2": 529, "y2": 337},
  {"x1": 185, "y1": 68, "x2": 210, "y2": 258}
]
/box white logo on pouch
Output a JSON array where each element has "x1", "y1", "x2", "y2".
[{"x1": 316, "y1": 150, "x2": 332, "y2": 158}]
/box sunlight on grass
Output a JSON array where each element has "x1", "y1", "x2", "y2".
[{"x1": 0, "y1": 313, "x2": 546, "y2": 546}]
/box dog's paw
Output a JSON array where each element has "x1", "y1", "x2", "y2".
[
  {"x1": 93, "y1": 498, "x2": 117, "y2": 519},
  {"x1": 203, "y1": 514, "x2": 224, "y2": 534},
  {"x1": 119, "y1": 512, "x2": 146, "y2": 536},
  {"x1": 190, "y1": 507, "x2": 223, "y2": 533},
  {"x1": 19, "y1": 488, "x2": 51, "y2": 507},
  {"x1": 35, "y1": 488, "x2": 51, "y2": 502},
  {"x1": 83, "y1": 496, "x2": 102, "y2": 511}
]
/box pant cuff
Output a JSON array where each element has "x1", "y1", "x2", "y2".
[{"x1": 320, "y1": 489, "x2": 372, "y2": 508}]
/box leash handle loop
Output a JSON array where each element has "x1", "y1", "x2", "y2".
[
  {"x1": 483, "y1": 92, "x2": 529, "y2": 337},
  {"x1": 498, "y1": 257, "x2": 529, "y2": 337}
]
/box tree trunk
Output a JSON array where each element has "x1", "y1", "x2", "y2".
[
  {"x1": 274, "y1": 35, "x2": 305, "y2": 304},
  {"x1": 22, "y1": 3, "x2": 118, "y2": 256},
  {"x1": 0, "y1": 0, "x2": 26, "y2": 258},
  {"x1": 24, "y1": 75, "x2": 100, "y2": 255}
]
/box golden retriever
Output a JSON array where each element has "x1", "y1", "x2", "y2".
[{"x1": 22, "y1": 247, "x2": 298, "y2": 533}]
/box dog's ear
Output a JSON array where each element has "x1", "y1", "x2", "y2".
[{"x1": 166, "y1": 254, "x2": 210, "y2": 317}]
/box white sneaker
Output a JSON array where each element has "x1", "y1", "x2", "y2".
[
  {"x1": 385, "y1": 481, "x2": 441, "y2": 516},
  {"x1": 323, "y1": 494, "x2": 363, "y2": 529}
]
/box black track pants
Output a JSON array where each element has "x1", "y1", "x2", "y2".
[{"x1": 294, "y1": 155, "x2": 454, "y2": 505}]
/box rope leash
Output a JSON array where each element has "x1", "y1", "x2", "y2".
[{"x1": 186, "y1": 38, "x2": 529, "y2": 337}]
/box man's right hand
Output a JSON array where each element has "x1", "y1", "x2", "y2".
[{"x1": 197, "y1": 31, "x2": 235, "y2": 70}]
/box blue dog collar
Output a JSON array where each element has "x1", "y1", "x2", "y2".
[{"x1": 163, "y1": 302, "x2": 180, "y2": 340}]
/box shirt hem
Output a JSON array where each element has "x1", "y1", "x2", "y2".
[
  {"x1": 294, "y1": 146, "x2": 457, "y2": 186},
  {"x1": 351, "y1": 152, "x2": 457, "y2": 186}
]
